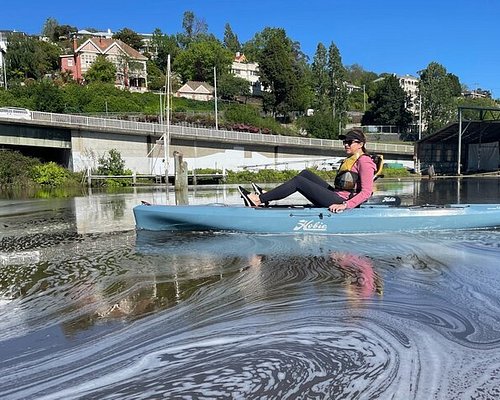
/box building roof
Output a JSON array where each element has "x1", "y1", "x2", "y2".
[
  {"x1": 418, "y1": 120, "x2": 500, "y2": 145},
  {"x1": 179, "y1": 81, "x2": 214, "y2": 93},
  {"x1": 418, "y1": 107, "x2": 500, "y2": 145},
  {"x1": 234, "y1": 52, "x2": 247, "y2": 62},
  {"x1": 76, "y1": 38, "x2": 147, "y2": 60}
]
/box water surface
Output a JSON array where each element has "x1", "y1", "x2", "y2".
[{"x1": 0, "y1": 178, "x2": 499, "y2": 399}]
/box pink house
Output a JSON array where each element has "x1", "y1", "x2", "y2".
[{"x1": 60, "y1": 37, "x2": 148, "y2": 91}]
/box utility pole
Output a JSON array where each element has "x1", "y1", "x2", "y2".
[
  {"x1": 363, "y1": 84, "x2": 366, "y2": 112},
  {"x1": 418, "y1": 93, "x2": 422, "y2": 141},
  {"x1": 214, "y1": 66, "x2": 218, "y2": 130}
]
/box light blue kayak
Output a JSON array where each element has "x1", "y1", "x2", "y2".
[{"x1": 133, "y1": 203, "x2": 500, "y2": 234}]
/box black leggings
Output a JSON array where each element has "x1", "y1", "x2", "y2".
[{"x1": 259, "y1": 169, "x2": 345, "y2": 207}]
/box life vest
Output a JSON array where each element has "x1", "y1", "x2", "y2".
[{"x1": 334, "y1": 153, "x2": 382, "y2": 191}]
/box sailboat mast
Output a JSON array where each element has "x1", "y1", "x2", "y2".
[{"x1": 164, "y1": 54, "x2": 171, "y2": 184}]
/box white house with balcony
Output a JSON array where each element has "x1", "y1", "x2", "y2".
[
  {"x1": 231, "y1": 52, "x2": 263, "y2": 95},
  {"x1": 397, "y1": 74, "x2": 419, "y2": 115}
]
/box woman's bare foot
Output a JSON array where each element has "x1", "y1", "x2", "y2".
[{"x1": 248, "y1": 193, "x2": 262, "y2": 206}]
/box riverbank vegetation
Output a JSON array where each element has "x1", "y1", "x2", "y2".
[
  {"x1": 214, "y1": 165, "x2": 410, "y2": 185},
  {"x1": 0, "y1": 150, "x2": 81, "y2": 188},
  {"x1": 1, "y1": 150, "x2": 411, "y2": 192}
]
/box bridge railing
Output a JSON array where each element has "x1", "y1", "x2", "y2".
[{"x1": 30, "y1": 111, "x2": 414, "y2": 155}]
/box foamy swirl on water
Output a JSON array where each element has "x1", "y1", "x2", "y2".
[{"x1": 1, "y1": 231, "x2": 500, "y2": 399}]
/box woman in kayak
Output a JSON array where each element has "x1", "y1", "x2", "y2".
[{"x1": 239, "y1": 128, "x2": 377, "y2": 213}]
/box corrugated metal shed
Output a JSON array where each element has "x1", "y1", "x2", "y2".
[{"x1": 416, "y1": 107, "x2": 500, "y2": 175}]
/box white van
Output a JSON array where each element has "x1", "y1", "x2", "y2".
[
  {"x1": 0, "y1": 107, "x2": 32, "y2": 120},
  {"x1": 319, "y1": 159, "x2": 343, "y2": 171}
]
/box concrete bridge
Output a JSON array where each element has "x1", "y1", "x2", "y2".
[{"x1": 0, "y1": 111, "x2": 415, "y2": 174}]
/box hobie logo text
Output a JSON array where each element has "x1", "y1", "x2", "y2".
[{"x1": 293, "y1": 219, "x2": 328, "y2": 232}]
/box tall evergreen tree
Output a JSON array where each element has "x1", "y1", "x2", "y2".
[
  {"x1": 327, "y1": 42, "x2": 348, "y2": 121},
  {"x1": 257, "y1": 28, "x2": 299, "y2": 116},
  {"x1": 223, "y1": 23, "x2": 240, "y2": 54},
  {"x1": 419, "y1": 62, "x2": 457, "y2": 134},
  {"x1": 178, "y1": 11, "x2": 209, "y2": 48},
  {"x1": 42, "y1": 17, "x2": 58, "y2": 40},
  {"x1": 311, "y1": 42, "x2": 329, "y2": 112}
]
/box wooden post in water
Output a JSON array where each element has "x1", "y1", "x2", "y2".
[
  {"x1": 87, "y1": 167, "x2": 92, "y2": 187},
  {"x1": 174, "y1": 151, "x2": 189, "y2": 204}
]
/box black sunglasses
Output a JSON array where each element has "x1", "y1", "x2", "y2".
[{"x1": 343, "y1": 140, "x2": 361, "y2": 146}]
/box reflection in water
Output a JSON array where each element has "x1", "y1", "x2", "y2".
[{"x1": 1, "y1": 182, "x2": 500, "y2": 399}]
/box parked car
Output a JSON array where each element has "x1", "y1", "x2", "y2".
[{"x1": 319, "y1": 159, "x2": 343, "y2": 171}]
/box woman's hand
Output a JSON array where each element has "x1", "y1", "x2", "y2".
[{"x1": 329, "y1": 202, "x2": 348, "y2": 213}]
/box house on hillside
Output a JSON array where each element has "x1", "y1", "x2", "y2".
[
  {"x1": 175, "y1": 81, "x2": 214, "y2": 101},
  {"x1": 397, "y1": 74, "x2": 419, "y2": 115},
  {"x1": 231, "y1": 52, "x2": 263, "y2": 95},
  {"x1": 60, "y1": 37, "x2": 148, "y2": 92}
]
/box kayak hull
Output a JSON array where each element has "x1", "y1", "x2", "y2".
[{"x1": 133, "y1": 203, "x2": 500, "y2": 234}]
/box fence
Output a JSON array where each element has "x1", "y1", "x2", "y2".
[{"x1": 30, "y1": 111, "x2": 414, "y2": 155}]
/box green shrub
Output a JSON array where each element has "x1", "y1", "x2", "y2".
[
  {"x1": 0, "y1": 150, "x2": 41, "y2": 186},
  {"x1": 31, "y1": 162, "x2": 71, "y2": 186},
  {"x1": 381, "y1": 167, "x2": 410, "y2": 178},
  {"x1": 97, "y1": 149, "x2": 126, "y2": 175}
]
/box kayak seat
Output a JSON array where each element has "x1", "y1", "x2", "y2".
[{"x1": 370, "y1": 154, "x2": 384, "y2": 181}]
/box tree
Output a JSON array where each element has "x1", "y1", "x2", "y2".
[
  {"x1": 173, "y1": 38, "x2": 233, "y2": 84},
  {"x1": 151, "y1": 28, "x2": 181, "y2": 71},
  {"x1": 53, "y1": 24, "x2": 77, "y2": 42},
  {"x1": 327, "y1": 42, "x2": 348, "y2": 121},
  {"x1": 146, "y1": 60, "x2": 165, "y2": 91},
  {"x1": 419, "y1": 62, "x2": 458, "y2": 134},
  {"x1": 311, "y1": 43, "x2": 329, "y2": 112},
  {"x1": 223, "y1": 23, "x2": 240, "y2": 54},
  {"x1": 42, "y1": 17, "x2": 58, "y2": 40},
  {"x1": 6, "y1": 33, "x2": 60, "y2": 81},
  {"x1": 254, "y1": 28, "x2": 309, "y2": 117},
  {"x1": 113, "y1": 28, "x2": 143, "y2": 51},
  {"x1": 97, "y1": 149, "x2": 126, "y2": 175},
  {"x1": 32, "y1": 80, "x2": 65, "y2": 112},
  {"x1": 344, "y1": 64, "x2": 378, "y2": 112},
  {"x1": 178, "y1": 11, "x2": 209, "y2": 48},
  {"x1": 362, "y1": 74, "x2": 413, "y2": 131},
  {"x1": 217, "y1": 74, "x2": 250, "y2": 101},
  {"x1": 84, "y1": 55, "x2": 116, "y2": 84}
]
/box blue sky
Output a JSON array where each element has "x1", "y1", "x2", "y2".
[{"x1": 2, "y1": 0, "x2": 500, "y2": 97}]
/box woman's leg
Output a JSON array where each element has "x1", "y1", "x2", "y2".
[
  {"x1": 259, "y1": 170, "x2": 343, "y2": 207},
  {"x1": 296, "y1": 169, "x2": 334, "y2": 190}
]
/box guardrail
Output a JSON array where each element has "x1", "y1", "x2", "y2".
[
  {"x1": 86, "y1": 172, "x2": 225, "y2": 186},
  {"x1": 30, "y1": 111, "x2": 414, "y2": 155}
]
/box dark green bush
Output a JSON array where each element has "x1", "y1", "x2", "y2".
[{"x1": 0, "y1": 150, "x2": 41, "y2": 187}]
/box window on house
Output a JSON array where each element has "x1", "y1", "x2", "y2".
[{"x1": 67, "y1": 59, "x2": 73, "y2": 67}]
